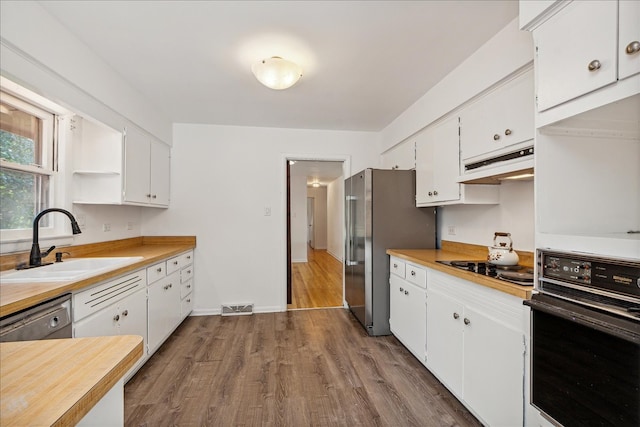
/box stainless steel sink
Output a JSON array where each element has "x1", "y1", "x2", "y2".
[{"x1": 0, "y1": 257, "x2": 144, "y2": 283}]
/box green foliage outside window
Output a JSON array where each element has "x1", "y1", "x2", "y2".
[{"x1": 0, "y1": 130, "x2": 42, "y2": 230}]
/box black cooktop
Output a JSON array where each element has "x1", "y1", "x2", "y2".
[{"x1": 436, "y1": 260, "x2": 534, "y2": 286}]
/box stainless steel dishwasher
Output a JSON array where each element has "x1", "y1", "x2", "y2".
[{"x1": 0, "y1": 294, "x2": 72, "y2": 342}]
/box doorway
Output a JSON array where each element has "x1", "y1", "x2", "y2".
[{"x1": 286, "y1": 158, "x2": 346, "y2": 310}]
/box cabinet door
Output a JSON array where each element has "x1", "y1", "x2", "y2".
[
  {"x1": 460, "y1": 69, "x2": 534, "y2": 161},
  {"x1": 619, "y1": 0, "x2": 640, "y2": 80},
  {"x1": 123, "y1": 127, "x2": 151, "y2": 204},
  {"x1": 426, "y1": 289, "x2": 464, "y2": 397},
  {"x1": 118, "y1": 288, "x2": 147, "y2": 347},
  {"x1": 535, "y1": 1, "x2": 618, "y2": 111},
  {"x1": 390, "y1": 276, "x2": 426, "y2": 360},
  {"x1": 147, "y1": 272, "x2": 180, "y2": 353},
  {"x1": 74, "y1": 303, "x2": 119, "y2": 338},
  {"x1": 381, "y1": 140, "x2": 415, "y2": 170},
  {"x1": 463, "y1": 306, "x2": 524, "y2": 427},
  {"x1": 416, "y1": 116, "x2": 460, "y2": 205},
  {"x1": 149, "y1": 141, "x2": 170, "y2": 206}
]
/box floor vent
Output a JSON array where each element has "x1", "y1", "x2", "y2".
[{"x1": 221, "y1": 303, "x2": 254, "y2": 316}]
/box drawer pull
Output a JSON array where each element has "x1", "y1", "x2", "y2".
[
  {"x1": 626, "y1": 41, "x2": 640, "y2": 55},
  {"x1": 187, "y1": 284, "x2": 191, "y2": 289},
  {"x1": 187, "y1": 255, "x2": 192, "y2": 259},
  {"x1": 493, "y1": 134, "x2": 500, "y2": 141},
  {"x1": 173, "y1": 260, "x2": 179, "y2": 265},
  {"x1": 156, "y1": 267, "x2": 162, "y2": 273},
  {"x1": 504, "y1": 129, "x2": 512, "y2": 136},
  {"x1": 187, "y1": 298, "x2": 191, "y2": 303},
  {"x1": 404, "y1": 290, "x2": 409, "y2": 295},
  {"x1": 113, "y1": 314, "x2": 120, "y2": 322},
  {"x1": 410, "y1": 271, "x2": 416, "y2": 276},
  {"x1": 464, "y1": 318, "x2": 471, "y2": 325},
  {"x1": 399, "y1": 287, "x2": 404, "y2": 292},
  {"x1": 122, "y1": 310, "x2": 128, "y2": 317},
  {"x1": 187, "y1": 270, "x2": 192, "y2": 274},
  {"x1": 453, "y1": 312, "x2": 460, "y2": 320},
  {"x1": 393, "y1": 263, "x2": 397, "y2": 268}
]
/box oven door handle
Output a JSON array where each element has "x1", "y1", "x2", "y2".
[{"x1": 524, "y1": 297, "x2": 640, "y2": 345}]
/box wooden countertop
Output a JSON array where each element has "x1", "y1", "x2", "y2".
[
  {"x1": 387, "y1": 242, "x2": 534, "y2": 300},
  {"x1": 0, "y1": 335, "x2": 143, "y2": 426},
  {"x1": 0, "y1": 236, "x2": 196, "y2": 317}
]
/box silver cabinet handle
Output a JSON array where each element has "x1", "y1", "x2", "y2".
[
  {"x1": 404, "y1": 290, "x2": 408, "y2": 295},
  {"x1": 504, "y1": 129, "x2": 512, "y2": 136},
  {"x1": 410, "y1": 270, "x2": 416, "y2": 276},
  {"x1": 113, "y1": 314, "x2": 120, "y2": 322},
  {"x1": 428, "y1": 191, "x2": 433, "y2": 196},
  {"x1": 433, "y1": 190, "x2": 438, "y2": 196},
  {"x1": 587, "y1": 59, "x2": 601, "y2": 71},
  {"x1": 122, "y1": 310, "x2": 128, "y2": 317},
  {"x1": 156, "y1": 267, "x2": 162, "y2": 273},
  {"x1": 399, "y1": 287, "x2": 404, "y2": 292},
  {"x1": 493, "y1": 134, "x2": 500, "y2": 140},
  {"x1": 464, "y1": 318, "x2": 471, "y2": 325},
  {"x1": 626, "y1": 41, "x2": 640, "y2": 55},
  {"x1": 173, "y1": 260, "x2": 179, "y2": 265},
  {"x1": 453, "y1": 312, "x2": 460, "y2": 319}
]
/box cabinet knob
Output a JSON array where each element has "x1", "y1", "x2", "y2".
[
  {"x1": 399, "y1": 287, "x2": 404, "y2": 292},
  {"x1": 587, "y1": 59, "x2": 601, "y2": 71},
  {"x1": 404, "y1": 290, "x2": 409, "y2": 295},
  {"x1": 164, "y1": 284, "x2": 169, "y2": 290},
  {"x1": 453, "y1": 312, "x2": 460, "y2": 320},
  {"x1": 504, "y1": 129, "x2": 512, "y2": 136},
  {"x1": 410, "y1": 270, "x2": 416, "y2": 276},
  {"x1": 464, "y1": 318, "x2": 471, "y2": 325},
  {"x1": 393, "y1": 263, "x2": 398, "y2": 268},
  {"x1": 187, "y1": 299, "x2": 191, "y2": 303},
  {"x1": 113, "y1": 314, "x2": 120, "y2": 322},
  {"x1": 187, "y1": 284, "x2": 191, "y2": 289},
  {"x1": 626, "y1": 41, "x2": 640, "y2": 55},
  {"x1": 428, "y1": 191, "x2": 433, "y2": 196},
  {"x1": 122, "y1": 310, "x2": 128, "y2": 316},
  {"x1": 146, "y1": 194, "x2": 152, "y2": 198},
  {"x1": 493, "y1": 134, "x2": 500, "y2": 141},
  {"x1": 187, "y1": 270, "x2": 192, "y2": 274},
  {"x1": 187, "y1": 256, "x2": 191, "y2": 259},
  {"x1": 152, "y1": 194, "x2": 157, "y2": 199},
  {"x1": 169, "y1": 283, "x2": 173, "y2": 288},
  {"x1": 173, "y1": 260, "x2": 179, "y2": 265},
  {"x1": 156, "y1": 267, "x2": 162, "y2": 273},
  {"x1": 433, "y1": 190, "x2": 438, "y2": 196}
]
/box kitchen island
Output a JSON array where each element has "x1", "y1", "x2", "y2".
[{"x1": 0, "y1": 335, "x2": 143, "y2": 426}]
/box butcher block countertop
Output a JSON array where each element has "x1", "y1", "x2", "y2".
[
  {"x1": 388, "y1": 241, "x2": 534, "y2": 300},
  {"x1": 0, "y1": 335, "x2": 143, "y2": 426},
  {"x1": 0, "y1": 236, "x2": 196, "y2": 318}
]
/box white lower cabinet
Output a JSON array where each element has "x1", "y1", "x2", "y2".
[
  {"x1": 389, "y1": 257, "x2": 427, "y2": 363},
  {"x1": 426, "y1": 269, "x2": 526, "y2": 427},
  {"x1": 148, "y1": 270, "x2": 180, "y2": 354}
]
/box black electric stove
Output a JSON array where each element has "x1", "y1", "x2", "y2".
[{"x1": 436, "y1": 260, "x2": 534, "y2": 286}]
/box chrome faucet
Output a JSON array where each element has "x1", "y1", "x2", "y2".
[{"x1": 24, "y1": 208, "x2": 82, "y2": 269}]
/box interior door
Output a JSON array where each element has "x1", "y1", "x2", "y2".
[{"x1": 307, "y1": 197, "x2": 315, "y2": 249}]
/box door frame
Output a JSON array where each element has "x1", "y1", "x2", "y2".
[{"x1": 281, "y1": 153, "x2": 351, "y2": 309}]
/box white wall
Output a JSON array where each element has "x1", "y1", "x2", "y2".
[
  {"x1": 290, "y1": 176, "x2": 308, "y2": 262},
  {"x1": 438, "y1": 181, "x2": 535, "y2": 252},
  {"x1": 307, "y1": 186, "x2": 328, "y2": 250},
  {"x1": 141, "y1": 124, "x2": 378, "y2": 314},
  {"x1": 326, "y1": 177, "x2": 344, "y2": 261}
]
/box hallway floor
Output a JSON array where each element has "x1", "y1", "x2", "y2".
[{"x1": 288, "y1": 247, "x2": 343, "y2": 309}]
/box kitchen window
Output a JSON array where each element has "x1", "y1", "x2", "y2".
[{"x1": 0, "y1": 77, "x2": 70, "y2": 249}]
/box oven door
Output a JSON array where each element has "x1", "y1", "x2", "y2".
[{"x1": 525, "y1": 294, "x2": 640, "y2": 427}]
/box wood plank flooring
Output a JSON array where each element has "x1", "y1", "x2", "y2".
[
  {"x1": 288, "y1": 248, "x2": 343, "y2": 310},
  {"x1": 124, "y1": 309, "x2": 480, "y2": 426}
]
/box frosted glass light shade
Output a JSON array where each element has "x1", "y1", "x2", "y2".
[{"x1": 251, "y1": 57, "x2": 302, "y2": 90}]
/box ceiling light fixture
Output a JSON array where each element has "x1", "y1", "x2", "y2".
[
  {"x1": 312, "y1": 181, "x2": 320, "y2": 188},
  {"x1": 252, "y1": 56, "x2": 302, "y2": 90}
]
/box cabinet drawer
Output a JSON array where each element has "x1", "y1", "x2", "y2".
[
  {"x1": 390, "y1": 258, "x2": 406, "y2": 278},
  {"x1": 181, "y1": 265, "x2": 194, "y2": 283},
  {"x1": 181, "y1": 280, "x2": 193, "y2": 299},
  {"x1": 147, "y1": 261, "x2": 166, "y2": 284},
  {"x1": 180, "y1": 251, "x2": 194, "y2": 266},
  {"x1": 406, "y1": 264, "x2": 427, "y2": 289},
  {"x1": 181, "y1": 294, "x2": 194, "y2": 318},
  {"x1": 166, "y1": 255, "x2": 181, "y2": 275}
]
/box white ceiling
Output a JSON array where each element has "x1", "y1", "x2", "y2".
[
  {"x1": 290, "y1": 160, "x2": 344, "y2": 187},
  {"x1": 38, "y1": 0, "x2": 518, "y2": 132}
]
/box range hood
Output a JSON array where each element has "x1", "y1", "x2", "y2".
[{"x1": 457, "y1": 146, "x2": 534, "y2": 184}]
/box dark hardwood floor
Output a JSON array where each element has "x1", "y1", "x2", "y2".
[
  {"x1": 289, "y1": 248, "x2": 343, "y2": 310},
  {"x1": 125, "y1": 309, "x2": 480, "y2": 426}
]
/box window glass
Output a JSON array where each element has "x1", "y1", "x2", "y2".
[{"x1": 0, "y1": 101, "x2": 42, "y2": 166}]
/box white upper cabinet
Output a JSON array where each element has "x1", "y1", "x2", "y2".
[
  {"x1": 380, "y1": 139, "x2": 415, "y2": 170},
  {"x1": 619, "y1": 0, "x2": 640, "y2": 80},
  {"x1": 415, "y1": 116, "x2": 461, "y2": 205},
  {"x1": 460, "y1": 68, "x2": 534, "y2": 162},
  {"x1": 535, "y1": 1, "x2": 618, "y2": 112},
  {"x1": 124, "y1": 127, "x2": 170, "y2": 206},
  {"x1": 72, "y1": 115, "x2": 170, "y2": 208}
]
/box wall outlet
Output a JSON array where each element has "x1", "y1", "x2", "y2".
[
  {"x1": 102, "y1": 223, "x2": 111, "y2": 232},
  {"x1": 448, "y1": 225, "x2": 456, "y2": 235}
]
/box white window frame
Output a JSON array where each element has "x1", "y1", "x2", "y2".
[{"x1": 0, "y1": 77, "x2": 72, "y2": 253}]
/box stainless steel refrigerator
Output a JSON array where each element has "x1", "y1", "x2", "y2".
[{"x1": 345, "y1": 169, "x2": 436, "y2": 336}]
